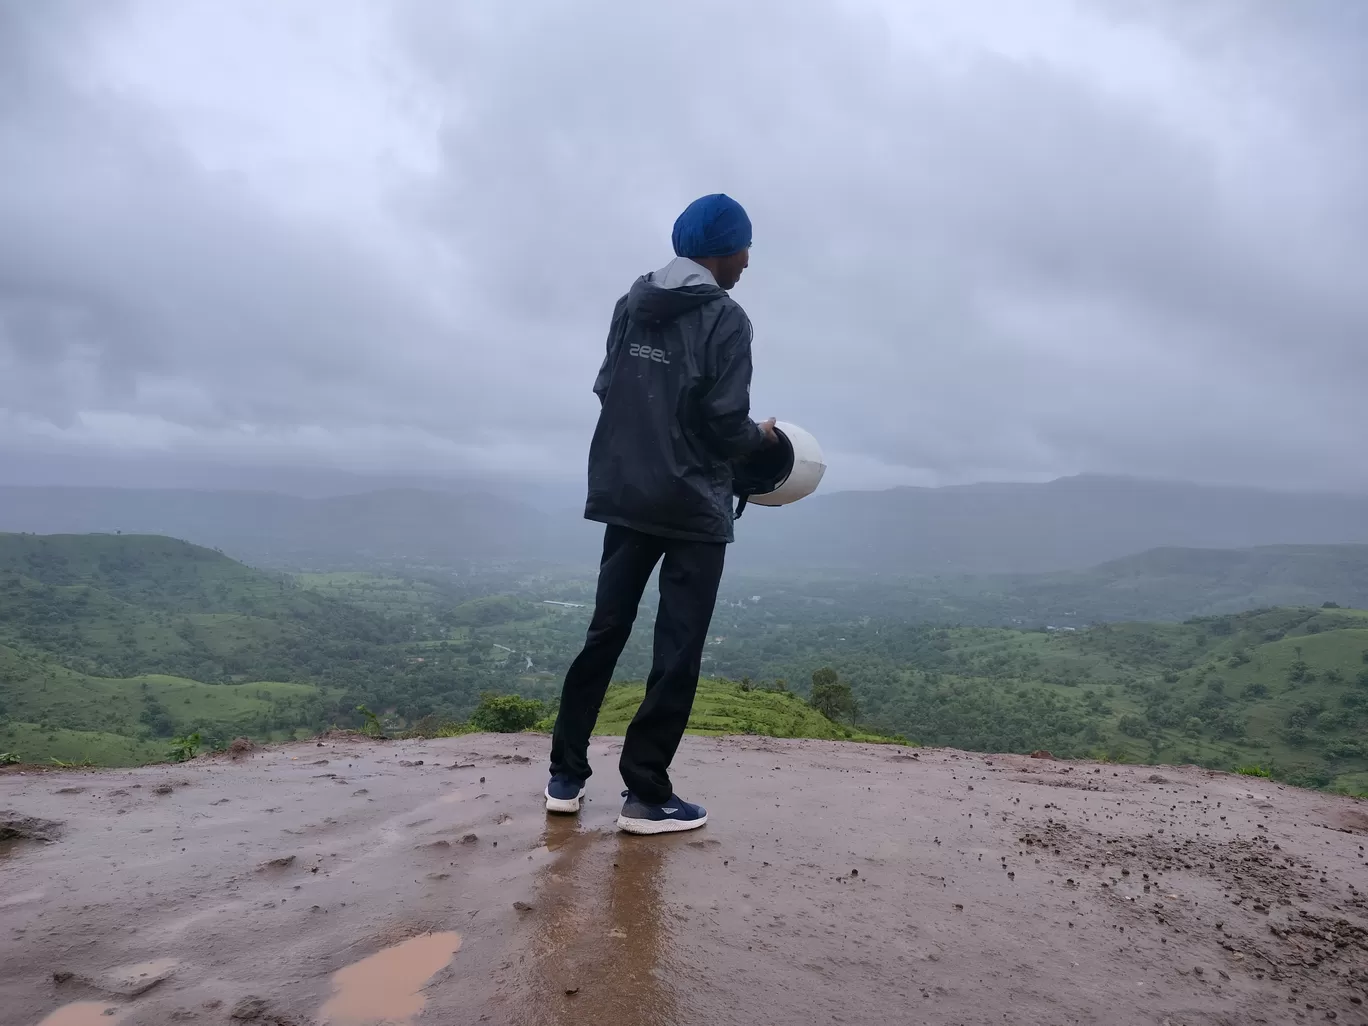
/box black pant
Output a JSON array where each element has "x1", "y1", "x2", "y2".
[{"x1": 549, "y1": 524, "x2": 726, "y2": 804}]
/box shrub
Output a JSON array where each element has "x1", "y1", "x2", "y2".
[
  {"x1": 1236, "y1": 765, "x2": 1271, "y2": 778},
  {"x1": 355, "y1": 705, "x2": 384, "y2": 738},
  {"x1": 470, "y1": 693, "x2": 544, "y2": 733},
  {"x1": 166, "y1": 733, "x2": 201, "y2": 763},
  {"x1": 1323, "y1": 739, "x2": 1364, "y2": 760}
]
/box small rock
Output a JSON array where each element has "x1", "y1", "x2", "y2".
[
  {"x1": 258, "y1": 855, "x2": 296, "y2": 871},
  {"x1": 514, "y1": 901, "x2": 534, "y2": 912},
  {"x1": 97, "y1": 960, "x2": 178, "y2": 997},
  {"x1": 461, "y1": 833, "x2": 479, "y2": 844},
  {"x1": 0, "y1": 811, "x2": 64, "y2": 842},
  {"x1": 229, "y1": 996, "x2": 268, "y2": 1020},
  {"x1": 565, "y1": 986, "x2": 579, "y2": 995},
  {"x1": 153, "y1": 784, "x2": 174, "y2": 796}
]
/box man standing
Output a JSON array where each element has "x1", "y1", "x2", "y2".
[{"x1": 546, "y1": 194, "x2": 775, "y2": 834}]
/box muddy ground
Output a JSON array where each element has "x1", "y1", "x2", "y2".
[{"x1": 3, "y1": 735, "x2": 1366, "y2": 1026}]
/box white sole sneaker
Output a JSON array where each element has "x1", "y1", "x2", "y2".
[
  {"x1": 616, "y1": 811, "x2": 708, "y2": 835},
  {"x1": 545, "y1": 785, "x2": 585, "y2": 813}
]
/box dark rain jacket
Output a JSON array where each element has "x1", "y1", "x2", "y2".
[{"x1": 584, "y1": 262, "x2": 768, "y2": 544}]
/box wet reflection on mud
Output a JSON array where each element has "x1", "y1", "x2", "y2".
[
  {"x1": 539, "y1": 812, "x2": 582, "y2": 854},
  {"x1": 35, "y1": 1002, "x2": 123, "y2": 1026},
  {"x1": 522, "y1": 816, "x2": 680, "y2": 1025},
  {"x1": 318, "y1": 931, "x2": 463, "y2": 1026}
]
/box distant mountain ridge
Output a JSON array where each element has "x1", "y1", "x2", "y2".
[
  {"x1": 985, "y1": 543, "x2": 1368, "y2": 622},
  {"x1": 3, "y1": 474, "x2": 1368, "y2": 574},
  {"x1": 0, "y1": 485, "x2": 592, "y2": 570},
  {"x1": 730, "y1": 474, "x2": 1368, "y2": 573}
]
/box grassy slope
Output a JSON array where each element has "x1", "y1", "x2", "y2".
[
  {"x1": 0, "y1": 644, "x2": 322, "y2": 760},
  {"x1": 0, "y1": 533, "x2": 396, "y2": 680},
  {"x1": 935, "y1": 609, "x2": 1368, "y2": 792},
  {"x1": 584, "y1": 678, "x2": 899, "y2": 743},
  {"x1": 0, "y1": 721, "x2": 166, "y2": 766}
]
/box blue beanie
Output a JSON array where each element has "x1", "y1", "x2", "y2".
[{"x1": 671, "y1": 194, "x2": 752, "y2": 258}]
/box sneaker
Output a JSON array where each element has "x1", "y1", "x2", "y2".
[
  {"x1": 544, "y1": 774, "x2": 586, "y2": 814},
  {"x1": 616, "y1": 790, "x2": 708, "y2": 835}
]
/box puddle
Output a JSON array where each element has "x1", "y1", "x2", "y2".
[
  {"x1": 318, "y1": 932, "x2": 463, "y2": 1025},
  {"x1": 36, "y1": 1002, "x2": 123, "y2": 1026},
  {"x1": 540, "y1": 813, "x2": 582, "y2": 853}
]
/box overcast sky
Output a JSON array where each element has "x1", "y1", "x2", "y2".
[{"x1": 2, "y1": 0, "x2": 1366, "y2": 495}]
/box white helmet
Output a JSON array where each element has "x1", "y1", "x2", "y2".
[{"x1": 733, "y1": 421, "x2": 826, "y2": 511}]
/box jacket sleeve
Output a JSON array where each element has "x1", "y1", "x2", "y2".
[
  {"x1": 592, "y1": 296, "x2": 630, "y2": 407},
  {"x1": 698, "y1": 310, "x2": 767, "y2": 458}
]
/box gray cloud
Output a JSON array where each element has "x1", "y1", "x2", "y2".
[{"x1": 1, "y1": 0, "x2": 1365, "y2": 492}]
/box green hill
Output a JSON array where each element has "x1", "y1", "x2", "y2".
[
  {"x1": 764, "y1": 606, "x2": 1368, "y2": 794},
  {"x1": 0, "y1": 533, "x2": 421, "y2": 764},
  {"x1": 0, "y1": 533, "x2": 405, "y2": 682}
]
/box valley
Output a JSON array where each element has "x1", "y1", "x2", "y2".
[{"x1": 1, "y1": 530, "x2": 1365, "y2": 795}]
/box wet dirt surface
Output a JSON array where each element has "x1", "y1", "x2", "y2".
[{"x1": 3, "y1": 736, "x2": 1366, "y2": 1025}]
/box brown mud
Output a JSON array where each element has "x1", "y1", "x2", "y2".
[{"x1": 3, "y1": 735, "x2": 1366, "y2": 1025}]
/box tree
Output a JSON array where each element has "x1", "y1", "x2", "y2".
[
  {"x1": 809, "y1": 667, "x2": 857, "y2": 724},
  {"x1": 1117, "y1": 714, "x2": 1147, "y2": 738}
]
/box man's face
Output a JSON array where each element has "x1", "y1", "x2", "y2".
[{"x1": 716, "y1": 248, "x2": 750, "y2": 290}]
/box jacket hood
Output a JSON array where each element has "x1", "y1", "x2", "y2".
[{"x1": 625, "y1": 259, "x2": 727, "y2": 325}]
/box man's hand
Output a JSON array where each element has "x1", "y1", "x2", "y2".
[{"x1": 758, "y1": 417, "x2": 778, "y2": 444}]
